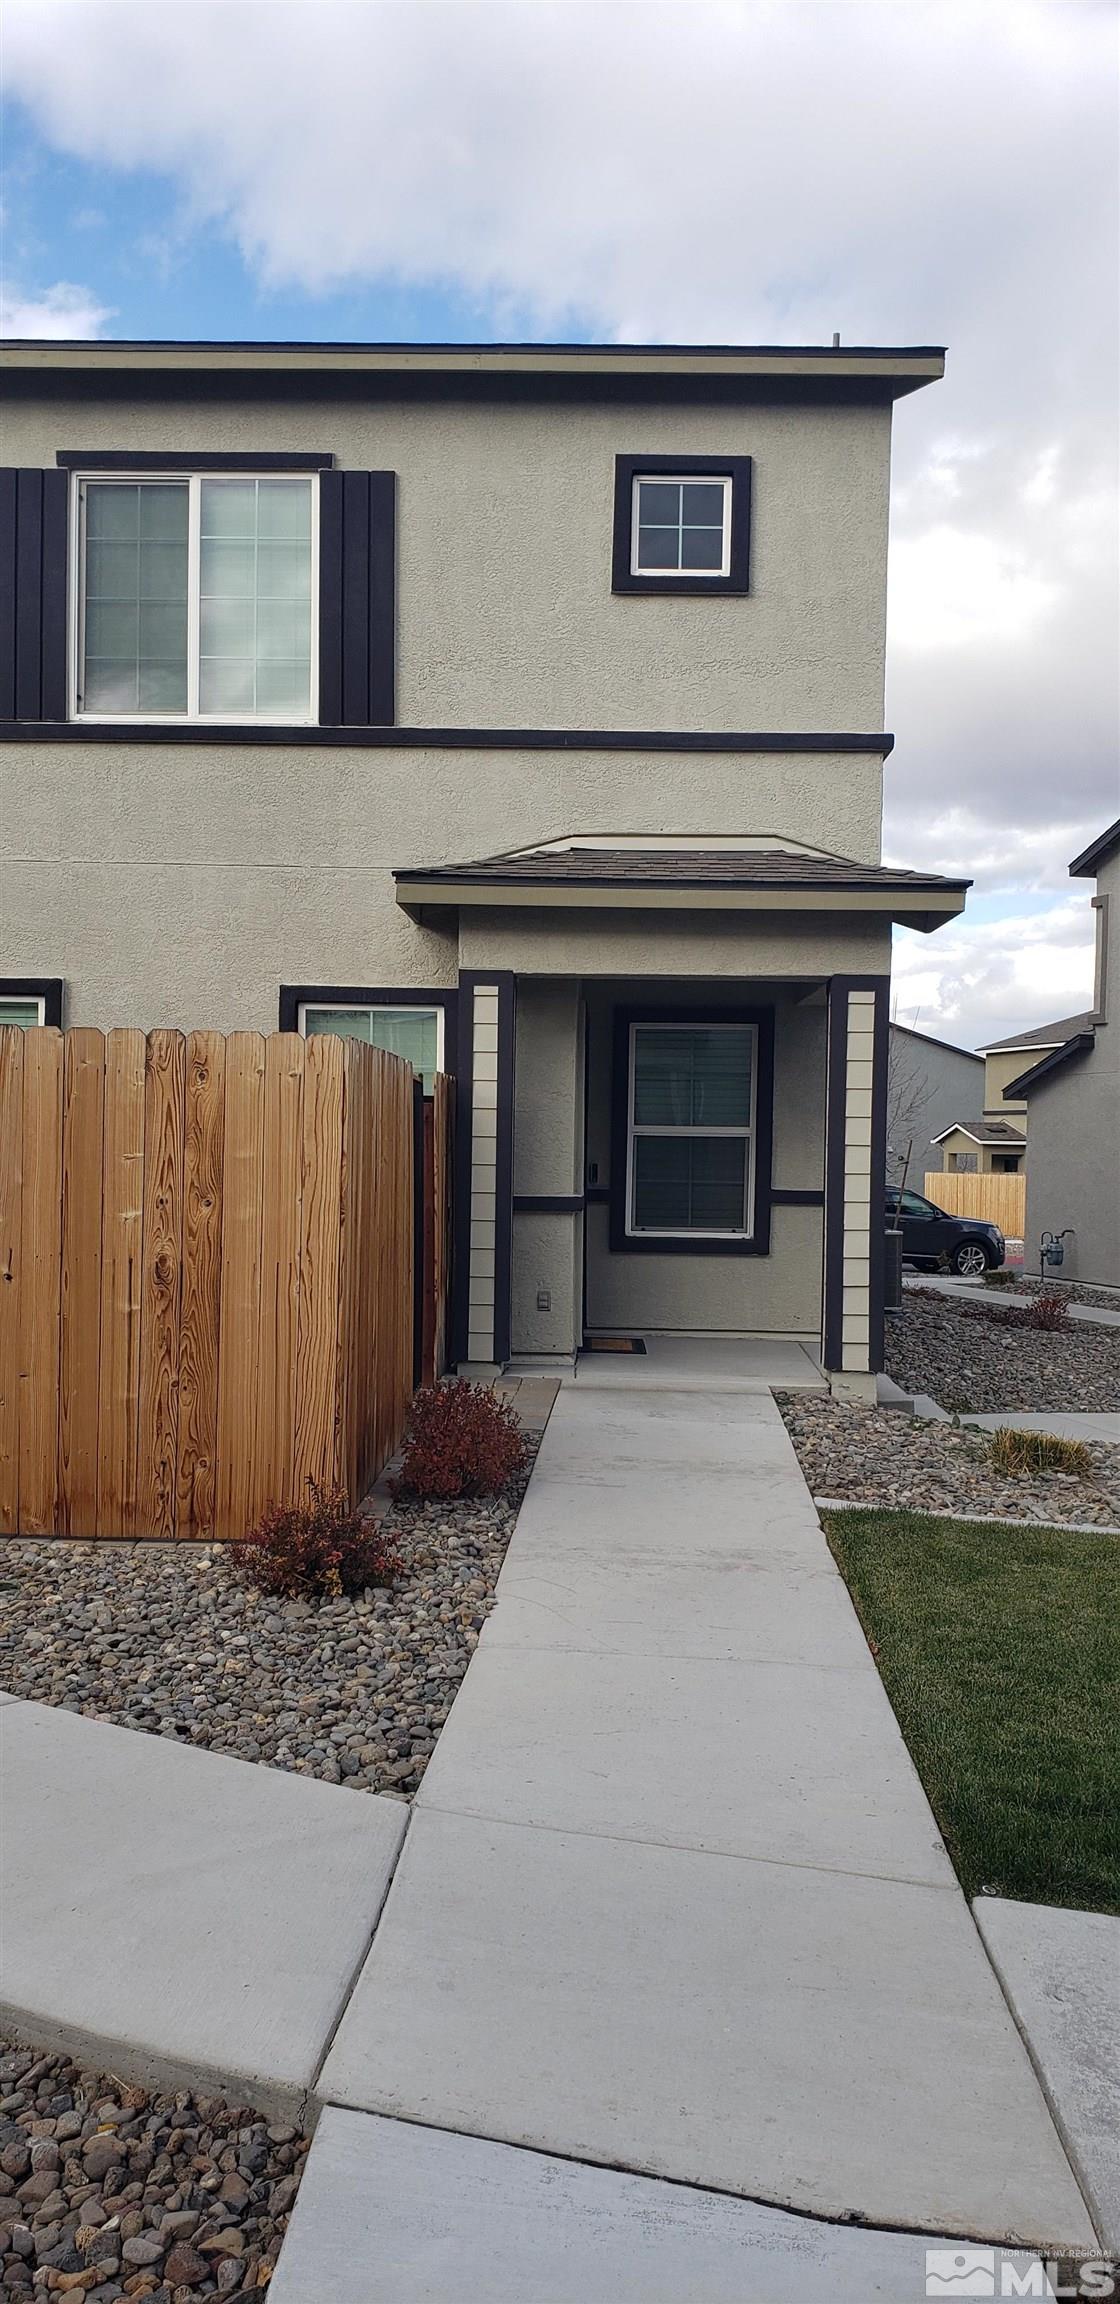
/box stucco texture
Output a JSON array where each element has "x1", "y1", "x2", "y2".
[
  {"x1": 1022, "y1": 850, "x2": 1119, "y2": 1284},
  {"x1": 3, "y1": 390, "x2": 892, "y2": 734},
  {"x1": 1, "y1": 744, "x2": 887, "y2": 1029}
]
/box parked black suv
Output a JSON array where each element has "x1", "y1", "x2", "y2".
[{"x1": 886, "y1": 1186, "x2": 1006, "y2": 1277}]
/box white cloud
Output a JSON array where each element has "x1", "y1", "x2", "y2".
[
  {"x1": 0, "y1": 281, "x2": 111, "y2": 338},
  {"x1": 892, "y1": 895, "x2": 1096, "y2": 1048}
]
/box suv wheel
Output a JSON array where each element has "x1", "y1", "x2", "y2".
[{"x1": 951, "y1": 1240, "x2": 991, "y2": 1278}]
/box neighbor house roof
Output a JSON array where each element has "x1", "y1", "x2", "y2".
[
  {"x1": 1069, "y1": 817, "x2": 1120, "y2": 878},
  {"x1": 1004, "y1": 1032, "x2": 1096, "y2": 1100},
  {"x1": 890, "y1": 1022, "x2": 983, "y2": 1063},
  {"x1": 930, "y1": 1119, "x2": 1027, "y2": 1147},
  {"x1": 979, "y1": 1013, "x2": 1093, "y2": 1055},
  {"x1": 0, "y1": 339, "x2": 945, "y2": 403},
  {"x1": 393, "y1": 843, "x2": 969, "y2": 930}
]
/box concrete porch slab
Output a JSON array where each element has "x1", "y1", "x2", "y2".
[
  {"x1": 974, "y1": 1896, "x2": 1120, "y2": 2251},
  {"x1": 268, "y1": 2107, "x2": 966, "y2": 2304},
  {"x1": 0, "y1": 1700, "x2": 407, "y2": 2117},
  {"x1": 418, "y1": 1644, "x2": 954, "y2": 1887},
  {"x1": 573, "y1": 1333, "x2": 826, "y2": 1389},
  {"x1": 318, "y1": 1807, "x2": 1094, "y2": 2248}
]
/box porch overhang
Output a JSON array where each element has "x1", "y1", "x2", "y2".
[{"x1": 394, "y1": 844, "x2": 970, "y2": 934}]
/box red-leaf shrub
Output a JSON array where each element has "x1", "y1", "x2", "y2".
[
  {"x1": 393, "y1": 1381, "x2": 528, "y2": 1500},
  {"x1": 1011, "y1": 1291, "x2": 1071, "y2": 1332},
  {"x1": 236, "y1": 1481, "x2": 399, "y2": 1599}
]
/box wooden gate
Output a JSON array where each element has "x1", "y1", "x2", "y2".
[{"x1": 0, "y1": 1025, "x2": 426, "y2": 1540}]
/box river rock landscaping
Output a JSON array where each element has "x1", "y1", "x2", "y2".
[
  {"x1": 884, "y1": 1288, "x2": 1120, "y2": 1413},
  {"x1": 777, "y1": 1392, "x2": 1120, "y2": 1527},
  {"x1": 0, "y1": 1455, "x2": 535, "y2": 1798},
  {"x1": 0, "y1": 2042, "x2": 307, "y2": 2301}
]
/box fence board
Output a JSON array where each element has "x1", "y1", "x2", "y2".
[
  {"x1": 216, "y1": 1034, "x2": 267, "y2": 1541},
  {"x1": 97, "y1": 1029, "x2": 146, "y2": 1537},
  {"x1": 18, "y1": 1029, "x2": 62, "y2": 1533},
  {"x1": 136, "y1": 1031, "x2": 186, "y2": 1541},
  {"x1": 923, "y1": 1170, "x2": 1026, "y2": 1238},
  {"x1": 177, "y1": 1032, "x2": 226, "y2": 1539},
  {"x1": 0, "y1": 1030, "x2": 25, "y2": 1533},
  {"x1": 295, "y1": 1032, "x2": 345, "y2": 1497},
  {"x1": 59, "y1": 1028, "x2": 105, "y2": 1536},
  {"x1": 254, "y1": 1033, "x2": 304, "y2": 1524},
  {"x1": 1, "y1": 1027, "x2": 432, "y2": 1540}
]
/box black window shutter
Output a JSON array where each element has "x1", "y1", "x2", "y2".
[
  {"x1": 318, "y1": 469, "x2": 396, "y2": 727},
  {"x1": 0, "y1": 469, "x2": 69, "y2": 724}
]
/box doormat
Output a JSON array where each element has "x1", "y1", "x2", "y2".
[{"x1": 581, "y1": 1336, "x2": 647, "y2": 1354}]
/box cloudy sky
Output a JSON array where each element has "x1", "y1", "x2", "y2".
[{"x1": 2, "y1": 0, "x2": 1117, "y2": 1047}]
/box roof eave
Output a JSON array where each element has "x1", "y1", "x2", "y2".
[
  {"x1": 1069, "y1": 817, "x2": 1120, "y2": 878},
  {"x1": 1004, "y1": 1033, "x2": 1095, "y2": 1098},
  {"x1": 393, "y1": 877, "x2": 968, "y2": 929}
]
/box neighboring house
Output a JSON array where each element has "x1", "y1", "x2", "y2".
[
  {"x1": 1005, "y1": 820, "x2": 1120, "y2": 1285},
  {"x1": 931, "y1": 1119, "x2": 1027, "y2": 1175},
  {"x1": 0, "y1": 336, "x2": 967, "y2": 1395},
  {"x1": 886, "y1": 1021, "x2": 985, "y2": 1185},
  {"x1": 927, "y1": 1013, "x2": 1094, "y2": 1176}
]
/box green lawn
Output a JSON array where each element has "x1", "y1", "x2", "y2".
[{"x1": 821, "y1": 1509, "x2": 1120, "y2": 1914}]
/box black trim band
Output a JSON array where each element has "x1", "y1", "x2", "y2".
[
  {"x1": 56, "y1": 451, "x2": 334, "y2": 471},
  {"x1": 0, "y1": 975, "x2": 64, "y2": 1027},
  {"x1": 608, "y1": 1003, "x2": 775, "y2": 1258},
  {"x1": 771, "y1": 1187, "x2": 825, "y2": 1207},
  {"x1": 513, "y1": 1193, "x2": 585, "y2": 1213},
  {"x1": 0, "y1": 722, "x2": 895, "y2": 754}
]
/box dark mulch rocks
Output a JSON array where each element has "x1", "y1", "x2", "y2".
[
  {"x1": 777, "y1": 1392, "x2": 1120, "y2": 1526},
  {"x1": 885, "y1": 1290, "x2": 1120, "y2": 1414},
  {"x1": 0, "y1": 1452, "x2": 536, "y2": 1801},
  {"x1": 0, "y1": 2042, "x2": 307, "y2": 2300}
]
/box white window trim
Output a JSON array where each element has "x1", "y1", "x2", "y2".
[
  {"x1": 0, "y1": 994, "x2": 46, "y2": 1025},
  {"x1": 69, "y1": 471, "x2": 319, "y2": 725},
  {"x1": 630, "y1": 473, "x2": 732, "y2": 580},
  {"x1": 296, "y1": 1000, "x2": 445, "y2": 1073},
  {"x1": 625, "y1": 1019, "x2": 757, "y2": 1240}
]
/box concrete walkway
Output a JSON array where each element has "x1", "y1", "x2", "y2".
[
  {"x1": 963, "y1": 1409, "x2": 1120, "y2": 1443},
  {"x1": 318, "y1": 1385, "x2": 1095, "y2": 2250}
]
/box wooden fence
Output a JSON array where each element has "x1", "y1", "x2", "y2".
[
  {"x1": 923, "y1": 1170, "x2": 1027, "y2": 1238},
  {"x1": 0, "y1": 1026, "x2": 447, "y2": 1542}
]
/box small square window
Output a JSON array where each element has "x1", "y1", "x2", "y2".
[
  {"x1": 612, "y1": 455, "x2": 751, "y2": 595},
  {"x1": 300, "y1": 1001, "x2": 444, "y2": 1092}
]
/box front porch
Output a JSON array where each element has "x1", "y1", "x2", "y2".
[{"x1": 394, "y1": 837, "x2": 967, "y2": 1398}]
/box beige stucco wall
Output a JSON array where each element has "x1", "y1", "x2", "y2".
[
  {"x1": 511, "y1": 983, "x2": 585, "y2": 1356},
  {"x1": 984, "y1": 1048, "x2": 1030, "y2": 1120},
  {"x1": 0, "y1": 743, "x2": 887, "y2": 1029},
  {"x1": 3, "y1": 389, "x2": 893, "y2": 734}
]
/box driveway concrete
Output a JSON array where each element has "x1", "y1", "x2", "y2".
[
  {"x1": 975, "y1": 1897, "x2": 1120, "y2": 2251},
  {"x1": 268, "y1": 2108, "x2": 970, "y2": 2304},
  {"x1": 0, "y1": 1699, "x2": 406, "y2": 2117},
  {"x1": 319, "y1": 1386, "x2": 1094, "y2": 2249}
]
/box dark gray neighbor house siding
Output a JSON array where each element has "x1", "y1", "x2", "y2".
[{"x1": 887, "y1": 1023, "x2": 984, "y2": 1186}]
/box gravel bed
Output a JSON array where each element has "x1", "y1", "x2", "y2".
[
  {"x1": 0, "y1": 1454, "x2": 536, "y2": 1798},
  {"x1": 0, "y1": 2041, "x2": 307, "y2": 2300},
  {"x1": 777, "y1": 1392, "x2": 1120, "y2": 1526},
  {"x1": 884, "y1": 1290, "x2": 1120, "y2": 1413},
  {"x1": 989, "y1": 1277, "x2": 1120, "y2": 1313}
]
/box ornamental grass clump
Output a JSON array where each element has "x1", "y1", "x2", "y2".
[
  {"x1": 989, "y1": 1427, "x2": 1093, "y2": 1479},
  {"x1": 237, "y1": 1481, "x2": 399, "y2": 1599},
  {"x1": 393, "y1": 1380, "x2": 528, "y2": 1500}
]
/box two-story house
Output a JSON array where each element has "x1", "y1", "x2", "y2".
[{"x1": 0, "y1": 338, "x2": 966, "y2": 1394}]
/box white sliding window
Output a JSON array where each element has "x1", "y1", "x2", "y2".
[
  {"x1": 75, "y1": 474, "x2": 317, "y2": 722},
  {"x1": 300, "y1": 1003, "x2": 444, "y2": 1093}
]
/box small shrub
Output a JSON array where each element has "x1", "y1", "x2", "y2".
[
  {"x1": 1010, "y1": 1291, "x2": 1072, "y2": 1332},
  {"x1": 236, "y1": 1481, "x2": 399, "y2": 1599},
  {"x1": 393, "y1": 1380, "x2": 528, "y2": 1500},
  {"x1": 990, "y1": 1427, "x2": 1092, "y2": 1479}
]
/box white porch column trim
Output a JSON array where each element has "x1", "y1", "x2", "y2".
[{"x1": 823, "y1": 975, "x2": 888, "y2": 1388}]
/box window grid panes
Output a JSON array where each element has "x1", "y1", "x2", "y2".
[
  {"x1": 77, "y1": 475, "x2": 316, "y2": 721},
  {"x1": 628, "y1": 1022, "x2": 754, "y2": 1236},
  {"x1": 302, "y1": 1005, "x2": 441, "y2": 1092},
  {"x1": 632, "y1": 476, "x2": 731, "y2": 576}
]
